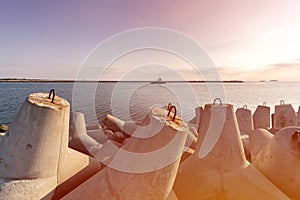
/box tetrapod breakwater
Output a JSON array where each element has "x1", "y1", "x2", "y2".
[{"x1": 0, "y1": 90, "x2": 300, "y2": 199}]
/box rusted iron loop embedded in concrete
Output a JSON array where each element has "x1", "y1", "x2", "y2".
[
  {"x1": 280, "y1": 100, "x2": 285, "y2": 105},
  {"x1": 167, "y1": 103, "x2": 173, "y2": 110},
  {"x1": 263, "y1": 102, "x2": 267, "y2": 106},
  {"x1": 167, "y1": 105, "x2": 177, "y2": 122},
  {"x1": 48, "y1": 89, "x2": 55, "y2": 103},
  {"x1": 213, "y1": 98, "x2": 222, "y2": 105},
  {"x1": 243, "y1": 105, "x2": 247, "y2": 109}
]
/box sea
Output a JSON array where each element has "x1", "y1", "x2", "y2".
[{"x1": 1, "y1": 82, "x2": 300, "y2": 126}]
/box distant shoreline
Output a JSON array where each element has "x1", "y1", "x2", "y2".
[{"x1": 0, "y1": 78, "x2": 244, "y2": 83}]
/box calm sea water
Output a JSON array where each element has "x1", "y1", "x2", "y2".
[{"x1": 1, "y1": 82, "x2": 300, "y2": 126}]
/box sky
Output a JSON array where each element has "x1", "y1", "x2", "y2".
[{"x1": 1, "y1": 0, "x2": 300, "y2": 81}]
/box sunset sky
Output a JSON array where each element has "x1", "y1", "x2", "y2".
[{"x1": 1, "y1": 0, "x2": 300, "y2": 81}]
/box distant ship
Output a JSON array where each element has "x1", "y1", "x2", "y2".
[{"x1": 150, "y1": 75, "x2": 166, "y2": 84}]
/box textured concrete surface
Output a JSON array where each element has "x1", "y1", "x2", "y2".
[
  {"x1": 254, "y1": 126, "x2": 300, "y2": 200},
  {"x1": 174, "y1": 103, "x2": 288, "y2": 200}
]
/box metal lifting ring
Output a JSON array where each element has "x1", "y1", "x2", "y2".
[
  {"x1": 243, "y1": 105, "x2": 247, "y2": 109},
  {"x1": 167, "y1": 105, "x2": 177, "y2": 122},
  {"x1": 167, "y1": 103, "x2": 173, "y2": 110},
  {"x1": 263, "y1": 102, "x2": 267, "y2": 106},
  {"x1": 213, "y1": 98, "x2": 222, "y2": 105},
  {"x1": 280, "y1": 100, "x2": 285, "y2": 105},
  {"x1": 48, "y1": 89, "x2": 55, "y2": 103}
]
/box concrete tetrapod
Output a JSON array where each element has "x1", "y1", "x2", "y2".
[
  {"x1": 102, "y1": 114, "x2": 138, "y2": 136},
  {"x1": 173, "y1": 100, "x2": 289, "y2": 200},
  {"x1": 273, "y1": 100, "x2": 296, "y2": 130},
  {"x1": 69, "y1": 112, "x2": 103, "y2": 155},
  {"x1": 253, "y1": 126, "x2": 300, "y2": 199},
  {"x1": 103, "y1": 113, "x2": 196, "y2": 149},
  {"x1": 50, "y1": 104, "x2": 103, "y2": 199},
  {"x1": 0, "y1": 92, "x2": 69, "y2": 199},
  {"x1": 253, "y1": 103, "x2": 270, "y2": 129},
  {"x1": 235, "y1": 105, "x2": 254, "y2": 135},
  {"x1": 87, "y1": 129, "x2": 108, "y2": 144},
  {"x1": 0, "y1": 92, "x2": 102, "y2": 200},
  {"x1": 62, "y1": 106, "x2": 188, "y2": 200},
  {"x1": 248, "y1": 128, "x2": 273, "y2": 162}
]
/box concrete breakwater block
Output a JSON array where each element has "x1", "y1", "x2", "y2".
[
  {"x1": 103, "y1": 112, "x2": 197, "y2": 149},
  {"x1": 0, "y1": 92, "x2": 102, "y2": 199},
  {"x1": 62, "y1": 106, "x2": 189, "y2": 200},
  {"x1": 0, "y1": 92, "x2": 69, "y2": 199},
  {"x1": 0, "y1": 93, "x2": 70, "y2": 179},
  {"x1": 173, "y1": 100, "x2": 289, "y2": 200},
  {"x1": 253, "y1": 127, "x2": 300, "y2": 199},
  {"x1": 236, "y1": 105, "x2": 254, "y2": 135},
  {"x1": 102, "y1": 113, "x2": 138, "y2": 136},
  {"x1": 69, "y1": 112, "x2": 104, "y2": 155},
  {"x1": 253, "y1": 103, "x2": 270, "y2": 129},
  {"x1": 87, "y1": 129, "x2": 108, "y2": 144},
  {"x1": 249, "y1": 128, "x2": 273, "y2": 162},
  {"x1": 273, "y1": 100, "x2": 296, "y2": 130}
]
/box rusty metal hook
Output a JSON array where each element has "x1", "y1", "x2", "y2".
[
  {"x1": 167, "y1": 105, "x2": 177, "y2": 122},
  {"x1": 167, "y1": 103, "x2": 173, "y2": 110},
  {"x1": 48, "y1": 89, "x2": 55, "y2": 103},
  {"x1": 280, "y1": 100, "x2": 285, "y2": 105},
  {"x1": 213, "y1": 98, "x2": 222, "y2": 105},
  {"x1": 243, "y1": 105, "x2": 247, "y2": 109},
  {"x1": 263, "y1": 102, "x2": 267, "y2": 106}
]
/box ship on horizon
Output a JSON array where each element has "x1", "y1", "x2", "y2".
[{"x1": 150, "y1": 75, "x2": 166, "y2": 84}]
